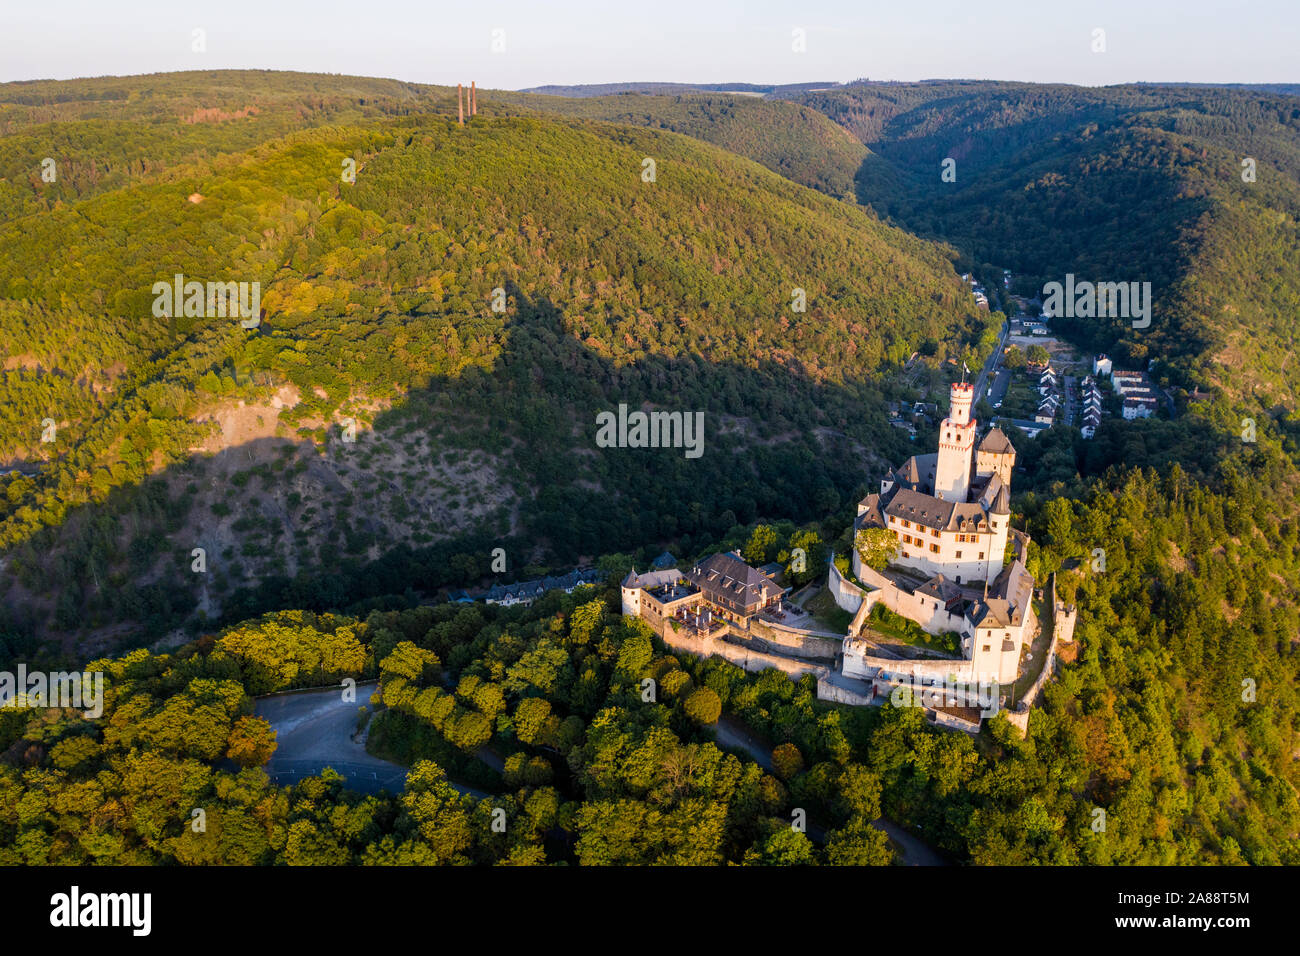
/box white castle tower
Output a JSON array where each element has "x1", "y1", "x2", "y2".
[{"x1": 934, "y1": 381, "x2": 976, "y2": 502}]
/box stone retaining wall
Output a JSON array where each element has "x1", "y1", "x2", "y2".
[{"x1": 747, "y1": 618, "x2": 843, "y2": 658}]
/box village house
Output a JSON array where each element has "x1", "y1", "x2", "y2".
[
  {"x1": 1080, "y1": 376, "x2": 1104, "y2": 438},
  {"x1": 484, "y1": 567, "x2": 604, "y2": 606},
  {"x1": 1122, "y1": 396, "x2": 1158, "y2": 419},
  {"x1": 996, "y1": 417, "x2": 1047, "y2": 440}
]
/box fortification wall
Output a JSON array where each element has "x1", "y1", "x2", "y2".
[
  {"x1": 658, "y1": 623, "x2": 826, "y2": 678},
  {"x1": 828, "y1": 560, "x2": 870, "y2": 614},
  {"x1": 844, "y1": 553, "x2": 966, "y2": 636},
  {"x1": 817, "y1": 674, "x2": 875, "y2": 706},
  {"x1": 1007, "y1": 575, "x2": 1074, "y2": 737},
  {"x1": 747, "y1": 619, "x2": 843, "y2": 658},
  {"x1": 843, "y1": 645, "x2": 973, "y2": 683}
]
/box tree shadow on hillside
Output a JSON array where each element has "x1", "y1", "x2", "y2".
[{"x1": 4, "y1": 282, "x2": 954, "y2": 660}]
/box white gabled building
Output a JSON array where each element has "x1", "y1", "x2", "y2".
[{"x1": 1122, "y1": 396, "x2": 1158, "y2": 420}]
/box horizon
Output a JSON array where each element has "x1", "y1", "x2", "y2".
[
  {"x1": 3, "y1": 69, "x2": 1296, "y2": 94},
  {"x1": 2, "y1": 0, "x2": 1297, "y2": 87}
]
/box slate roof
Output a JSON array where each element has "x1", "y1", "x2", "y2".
[
  {"x1": 685, "y1": 552, "x2": 783, "y2": 610},
  {"x1": 977, "y1": 474, "x2": 1011, "y2": 514},
  {"x1": 487, "y1": 567, "x2": 605, "y2": 603},
  {"x1": 884, "y1": 489, "x2": 991, "y2": 533},
  {"x1": 884, "y1": 488, "x2": 955, "y2": 531},
  {"x1": 916, "y1": 574, "x2": 965, "y2": 610},
  {"x1": 967, "y1": 558, "x2": 1035, "y2": 630},
  {"x1": 893, "y1": 453, "x2": 937, "y2": 492},
  {"x1": 622, "y1": 568, "x2": 681, "y2": 590},
  {"x1": 856, "y1": 494, "x2": 888, "y2": 530},
  {"x1": 978, "y1": 427, "x2": 1015, "y2": 456}
]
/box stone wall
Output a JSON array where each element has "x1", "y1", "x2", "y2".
[
  {"x1": 930, "y1": 708, "x2": 982, "y2": 735},
  {"x1": 658, "y1": 624, "x2": 826, "y2": 678},
  {"x1": 828, "y1": 559, "x2": 871, "y2": 614},
  {"x1": 817, "y1": 673, "x2": 875, "y2": 706},
  {"x1": 1007, "y1": 574, "x2": 1072, "y2": 736},
  {"x1": 846, "y1": 552, "x2": 967, "y2": 635},
  {"x1": 842, "y1": 644, "x2": 974, "y2": 684},
  {"x1": 747, "y1": 619, "x2": 843, "y2": 659}
]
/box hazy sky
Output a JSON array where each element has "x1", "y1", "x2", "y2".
[{"x1": 2, "y1": 0, "x2": 1296, "y2": 88}]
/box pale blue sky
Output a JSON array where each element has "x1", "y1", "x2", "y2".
[{"x1": 2, "y1": 0, "x2": 1296, "y2": 87}]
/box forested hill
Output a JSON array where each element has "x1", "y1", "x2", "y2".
[
  {"x1": 1, "y1": 71, "x2": 1299, "y2": 870},
  {"x1": 0, "y1": 71, "x2": 993, "y2": 650},
  {"x1": 788, "y1": 80, "x2": 1300, "y2": 407},
  {"x1": 500, "y1": 91, "x2": 870, "y2": 199},
  {"x1": 519, "y1": 81, "x2": 841, "y2": 97}
]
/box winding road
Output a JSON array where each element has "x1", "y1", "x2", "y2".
[
  {"x1": 714, "y1": 716, "x2": 948, "y2": 866},
  {"x1": 254, "y1": 682, "x2": 488, "y2": 798},
  {"x1": 255, "y1": 685, "x2": 948, "y2": 864}
]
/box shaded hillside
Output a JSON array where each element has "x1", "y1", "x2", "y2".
[{"x1": 0, "y1": 71, "x2": 990, "y2": 647}]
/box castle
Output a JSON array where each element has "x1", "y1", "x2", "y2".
[
  {"x1": 830, "y1": 381, "x2": 1036, "y2": 688},
  {"x1": 617, "y1": 378, "x2": 1043, "y2": 728}
]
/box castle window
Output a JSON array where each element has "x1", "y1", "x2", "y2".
[
  {"x1": 930, "y1": 544, "x2": 939, "y2": 553},
  {"x1": 979, "y1": 552, "x2": 985, "y2": 559},
  {"x1": 982, "y1": 645, "x2": 990, "y2": 653},
  {"x1": 931, "y1": 529, "x2": 939, "y2": 538},
  {"x1": 956, "y1": 551, "x2": 962, "y2": 559}
]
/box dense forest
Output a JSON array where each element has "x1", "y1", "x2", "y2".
[
  {"x1": 501, "y1": 91, "x2": 870, "y2": 199},
  {"x1": 790, "y1": 80, "x2": 1300, "y2": 405},
  {"x1": 4, "y1": 447, "x2": 1297, "y2": 865},
  {"x1": 0, "y1": 71, "x2": 995, "y2": 649},
  {"x1": 0, "y1": 594, "x2": 894, "y2": 865},
  {"x1": 1, "y1": 71, "x2": 1298, "y2": 867}
]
